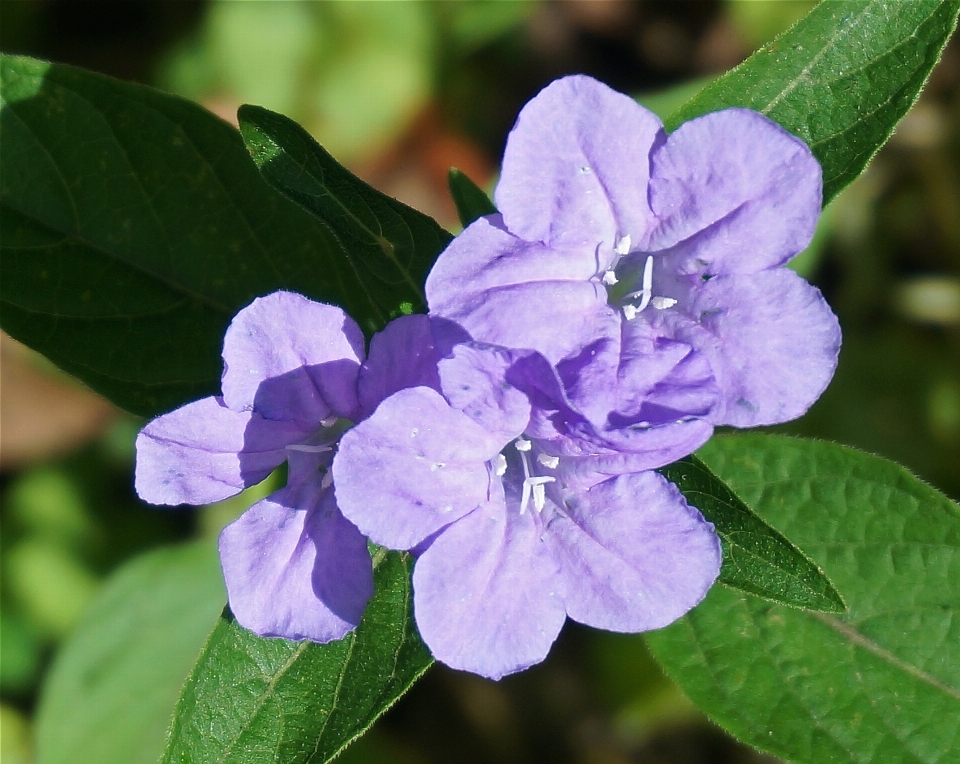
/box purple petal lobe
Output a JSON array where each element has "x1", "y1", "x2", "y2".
[
  {"x1": 496, "y1": 75, "x2": 662, "y2": 254},
  {"x1": 646, "y1": 109, "x2": 821, "y2": 273},
  {"x1": 333, "y1": 387, "x2": 504, "y2": 550},
  {"x1": 221, "y1": 291, "x2": 365, "y2": 422},
  {"x1": 546, "y1": 471, "x2": 720, "y2": 631},
  {"x1": 219, "y1": 483, "x2": 373, "y2": 642},
  {"x1": 413, "y1": 499, "x2": 566, "y2": 679},
  {"x1": 358, "y1": 314, "x2": 469, "y2": 418},
  {"x1": 679, "y1": 269, "x2": 841, "y2": 427},
  {"x1": 438, "y1": 344, "x2": 532, "y2": 443},
  {"x1": 427, "y1": 216, "x2": 619, "y2": 365},
  {"x1": 135, "y1": 396, "x2": 309, "y2": 506}
]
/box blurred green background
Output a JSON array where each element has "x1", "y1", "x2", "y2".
[{"x1": 1, "y1": 2, "x2": 958, "y2": 763}]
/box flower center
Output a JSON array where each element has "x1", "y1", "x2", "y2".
[
  {"x1": 497, "y1": 437, "x2": 557, "y2": 515},
  {"x1": 602, "y1": 236, "x2": 678, "y2": 321}
]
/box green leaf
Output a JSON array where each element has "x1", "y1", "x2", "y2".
[
  {"x1": 447, "y1": 168, "x2": 497, "y2": 228},
  {"x1": 238, "y1": 104, "x2": 453, "y2": 317},
  {"x1": 665, "y1": 0, "x2": 960, "y2": 204},
  {"x1": 646, "y1": 434, "x2": 960, "y2": 764},
  {"x1": 35, "y1": 541, "x2": 225, "y2": 764},
  {"x1": 160, "y1": 549, "x2": 432, "y2": 764},
  {"x1": 659, "y1": 454, "x2": 845, "y2": 613},
  {"x1": 0, "y1": 54, "x2": 398, "y2": 417}
]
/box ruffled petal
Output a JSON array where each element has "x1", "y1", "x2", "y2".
[
  {"x1": 413, "y1": 498, "x2": 566, "y2": 679},
  {"x1": 546, "y1": 471, "x2": 720, "y2": 631},
  {"x1": 135, "y1": 396, "x2": 310, "y2": 506},
  {"x1": 496, "y1": 75, "x2": 662, "y2": 254},
  {"x1": 550, "y1": 419, "x2": 714, "y2": 492},
  {"x1": 426, "y1": 215, "x2": 618, "y2": 365},
  {"x1": 438, "y1": 344, "x2": 532, "y2": 444},
  {"x1": 221, "y1": 291, "x2": 365, "y2": 422},
  {"x1": 333, "y1": 387, "x2": 504, "y2": 550},
  {"x1": 678, "y1": 268, "x2": 841, "y2": 426},
  {"x1": 557, "y1": 324, "x2": 719, "y2": 428},
  {"x1": 219, "y1": 482, "x2": 373, "y2": 642},
  {"x1": 646, "y1": 109, "x2": 821, "y2": 274}
]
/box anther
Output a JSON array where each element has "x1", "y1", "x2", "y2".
[
  {"x1": 614, "y1": 235, "x2": 632, "y2": 256},
  {"x1": 651, "y1": 296, "x2": 677, "y2": 310},
  {"x1": 494, "y1": 454, "x2": 508, "y2": 476},
  {"x1": 320, "y1": 416, "x2": 338, "y2": 428},
  {"x1": 602, "y1": 270, "x2": 618, "y2": 286},
  {"x1": 623, "y1": 304, "x2": 639, "y2": 321},
  {"x1": 515, "y1": 438, "x2": 532, "y2": 452},
  {"x1": 537, "y1": 453, "x2": 560, "y2": 469},
  {"x1": 321, "y1": 471, "x2": 334, "y2": 490}
]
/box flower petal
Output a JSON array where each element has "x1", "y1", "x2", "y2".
[
  {"x1": 221, "y1": 291, "x2": 365, "y2": 422},
  {"x1": 135, "y1": 396, "x2": 310, "y2": 506},
  {"x1": 426, "y1": 216, "x2": 618, "y2": 365},
  {"x1": 496, "y1": 75, "x2": 662, "y2": 254},
  {"x1": 333, "y1": 387, "x2": 503, "y2": 550},
  {"x1": 647, "y1": 109, "x2": 821, "y2": 274},
  {"x1": 546, "y1": 471, "x2": 720, "y2": 631},
  {"x1": 679, "y1": 268, "x2": 841, "y2": 426},
  {"x1": 219, "y1": 483, "x2": 373, "y2": 642},
  {"x1": 438, "y1": 344, "x2": 532, "y2": 444},
  {"x1": 358, "y1": 314, "x2": 469, "y2": 419},
  {"x1": 413, "y1": 499, "x2": 566, "y2": 679}
]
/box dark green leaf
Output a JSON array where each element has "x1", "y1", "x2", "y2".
[
  {"x1": 660, "y1": 454, "x2": 845, "y2": 613},
  {"x1": 665, "y1": 0, "x2": 960, "y2": 204},
  {"x1": 0, "y1": 54, "x2": 396, "y2": 417},
  {"x1": 238, "y1": 104, "x2": 453, "y2": 316},
  {"x1": 35, "y1": 541, "x2": 225, "y2": 764},
  {"x1": 160, "y1": 549, "x2": 432, "y2": 764},
  {"x1": 647, "y1": 434, "x2": 960, "y2": 764},
  {"x1": 447, "y1": 168, "x2": 497, "y2": 228}
]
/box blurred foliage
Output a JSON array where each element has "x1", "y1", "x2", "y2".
[{"x1": 1, "y1": 1, "x2": 958, "y2": 763}]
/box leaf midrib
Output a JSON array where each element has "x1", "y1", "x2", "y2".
[
  {"x1": 811, "y1": 611, "x2": 960, "y2": 701},
  {"x1": 250, "y1": 120, "x2": 429, "y2": 303}
]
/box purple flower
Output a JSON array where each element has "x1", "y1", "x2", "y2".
[
  {"x1": 333, "y1": 343, "x2": 721, "y2": 679},
  {"x1": 427, "y1": 75, "x2": 841, "y2": 429},
  {"x1": 135, "y1": 292, "x2": 448, "y2": 643}
]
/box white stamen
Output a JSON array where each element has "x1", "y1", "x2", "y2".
[
  {"x1": 515, "y1": 437, "x2": 532, "y2": 452},
  {"x1": 532, "y1": 483, "x2": 547, "y2": 511},
  {"x1": 537, "y1": 453, "x2": 560, "y2": 469},
  {"x1": 520, "y1": 481, "x2": 532, "y2": 515},
  {"x1": 527, "y1": 476, "x2": 555, "y2": 512},
  {"x1": 622, "y1": 304, "x2": 639, "y2": 321},
  {"x1": 320, "y1": 416, "x2": 338, "y2": 428},
  {"x1": 601, "y1": 269, "x2": 618, "y2": 286},
  {"x1": 494, "y1": 453, "x2": 507, "y2": 476},
  {"x1": 286, "y1": 444, "x2": 333, "y2": 453},
  {"x1": 635, "y1": 255, "x2": 654, "y2": 312},
  {"x1": 614, "y1": 235, "x2": 631, "y2": 256},
  {"x1": 651, "y1": 296, "x2": 678, "y2": 310}
]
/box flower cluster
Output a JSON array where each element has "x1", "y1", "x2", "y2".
[{"x1": 135, "y1": 75, "x2": 840, "y2": 679}]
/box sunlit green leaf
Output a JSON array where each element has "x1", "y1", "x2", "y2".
[
  {"x1": 660, "y1": 454, "x2": 845, "y2": 613},
  {"x1": 238, "y1": 105, "x2": 452, "y2": 318},
  {"x1": 667, "y1": 0, "x2": 960, "y2": 204},
  {"x1": 647, "y1": 434, "x2": 960, "y2": 764},
  {"x1": 160, "y1": 550, "x2": 432, "y2": 764}
]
